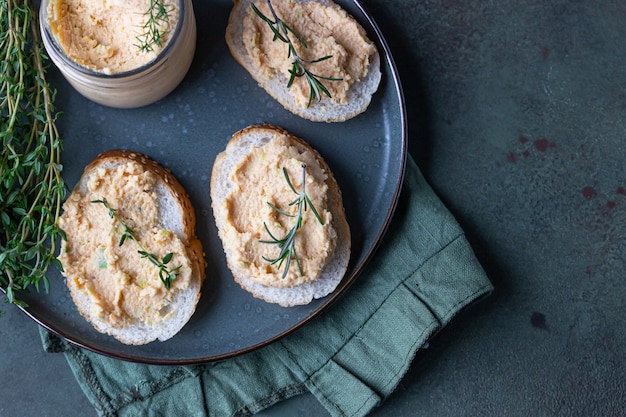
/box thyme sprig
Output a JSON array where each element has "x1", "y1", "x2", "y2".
[
  {"x1": 91, "y1": 199, "x2": 181, "y2": 289},
  {"x1": 1, "y1": 1, "x2": 67, "y2": 307},
  {"x1": 260, "y1": 164, "x2": 324, "y2": 278},
  {"x1": 251, "y1": 0, "x2": 342, "y2": 107},
  {"x1": 136, "y1": 0, "x2": 172, "y2": 53}
]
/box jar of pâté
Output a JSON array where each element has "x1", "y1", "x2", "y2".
[{"x1": 39, "y1": 0, "x2": 196, "y2": 108}]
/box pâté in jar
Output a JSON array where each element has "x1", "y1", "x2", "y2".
[{"x1": 40, "y1": 0, "x2": 197, "y2": 108}]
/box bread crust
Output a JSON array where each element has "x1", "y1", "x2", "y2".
[
  {"x1": 62, "y1": 150, "x2": 206, "y2": 345},
  {"x1": 211, "y1": 125, "x2": 351, "y2": 306},
  {"x1": 225, "y1": 0, "x2": 381, "y2": 122}
]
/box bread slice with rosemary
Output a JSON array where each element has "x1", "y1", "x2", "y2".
[
  {"x1": 58, "y1": 150, "x2": 206, "y2": 345},
  {"x1": 211, "y1": 124, "x2": 351, "y2": 306},
  {"x1": 225, "y1": 0, "x2": 381, "y2": 122}
]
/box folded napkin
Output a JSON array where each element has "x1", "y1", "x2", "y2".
[{"x1": 41, "y1": 155, "x2": 493, "y2": 417}]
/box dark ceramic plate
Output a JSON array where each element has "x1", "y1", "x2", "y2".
[{"x1": 15, "y1": 0, "x2": 406, "y2": 364}]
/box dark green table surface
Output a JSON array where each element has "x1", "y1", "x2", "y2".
[{"x1": 2, "y1": 0, "x2": 625, "y2": 416}]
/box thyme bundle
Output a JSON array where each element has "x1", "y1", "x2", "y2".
[
  {"x1": 251, "y1": 0, "x2": 342, "y2": 107},
  {"x1": 1, "y1": 0, "x2": 66, "y2": 307},
  {"x1": 91, "y1": 199, "x2": 181, "y2": 289},
  {"x1": 260, "y1": 164, "x2": 324, "y2": 278}
]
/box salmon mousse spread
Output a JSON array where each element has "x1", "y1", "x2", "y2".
[
  {"x1": 47, "y1": 0, "x2": 179, "y2": 73},
  {"x1": 243, "y1": 0, "x2": 377, "y2": 107},
  {"x1": 220, "y1": 133, "x2": 337, "y2": 287},
  {"x1": 58, "y1": 161, "x2": 194, "y2": 328}
]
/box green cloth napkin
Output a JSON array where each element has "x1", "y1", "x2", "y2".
[{"x1": 41, "y1": 156, "x2": 493, "y2": 417}]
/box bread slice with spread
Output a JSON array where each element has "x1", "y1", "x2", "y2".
[
  {"x1": 58, "y1": 150, "x2": 206, "y2": 345},
  {"x1": 225, "y1": 0, "x2": 381, "y2": 122},
  {"x1": 211, "y1": 125, "x2": 351, "y2": 306}
]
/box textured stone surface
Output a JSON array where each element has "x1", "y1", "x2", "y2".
[{"x1": 1, "y1": 0, "x2": 625, "y2": 415}]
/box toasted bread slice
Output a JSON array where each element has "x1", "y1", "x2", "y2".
[
  {"x1": 211, "y1": 125, "x2": 350, "y2": 306},
  {"x1": 225, "y1": 0, "x2": 381, "y2": 122},
  {"x1": 58, "y1": 150, "x2": 206, "y2": 345}
]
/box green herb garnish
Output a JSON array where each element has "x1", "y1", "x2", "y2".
[
  {"x1": 1, "y1": 1, "x2": 67, "y2": 307},
  {"x1": 260, "y1": 164, "x2": 324, "y2": 278},
  {"x1": 251, "y1": 0, "x2": 342, "y2": 107},
  {"x1": 91, "y1": 199, "x2": 181, "y2": 289},
  {"x1": 96, "y1": 247, "x2": 107, "y2": 269},
  {"x1": 136, "y1": 0, "x2": 172, "y2": 53}
]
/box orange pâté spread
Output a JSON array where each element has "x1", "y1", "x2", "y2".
[
  {"x1": 58, "y1": 161, "x2": 193, "y2": 327},
  {"x1": 220, "y1": 133, "x2": 337, "y2": 287},
  {"x1": 47, "y1": 0, "x2": 179, "y2": 73},
  {"x1": 243, "y1": 0, "x2": 377, "y2": 107}
]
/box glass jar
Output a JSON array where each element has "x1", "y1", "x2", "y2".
[{"x1": 39, "y1": 0, "x2": 197, "y2": 109}]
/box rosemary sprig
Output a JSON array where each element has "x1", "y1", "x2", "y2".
[
  {"x1": 91, "y1": 199, "x2": 181, "y2": 289},
  {"x1": 136, "y1": 0, "x2": 172, "y2": 53},
  {"x1": 251, "y1": 0, "x2": 342, "y2": 107},
  {"x1": 1, "y1": 1, "x2": 67, "y2": 307},
  {"x1": 260, "y1": 164, "x2": 324, "y2": 278}
]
